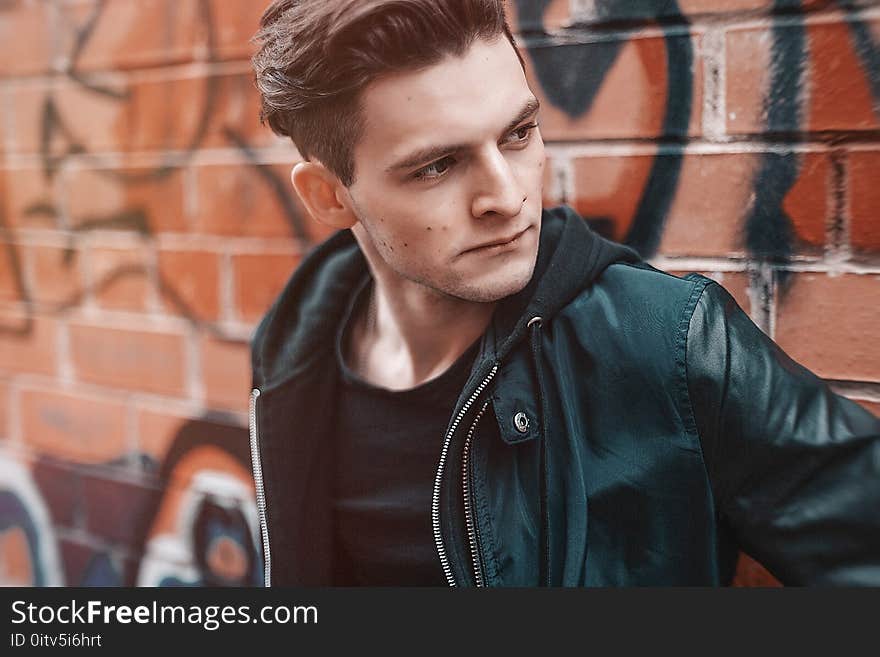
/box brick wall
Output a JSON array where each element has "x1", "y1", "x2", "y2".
[{"x1": 0, "y1": 0, "x2": 877, "y2": 586}]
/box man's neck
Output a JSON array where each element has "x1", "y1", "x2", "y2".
[{"x1": 349, "y1": 278, "x2": 495, "y2": 391}]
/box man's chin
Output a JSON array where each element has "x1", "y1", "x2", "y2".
[{"x1": 451, "y1": 263, "x2": 537, "y2": 304}]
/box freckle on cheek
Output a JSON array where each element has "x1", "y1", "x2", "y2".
[{"x1": 427, "y1": 226, "x2": 432, "y2": 231}]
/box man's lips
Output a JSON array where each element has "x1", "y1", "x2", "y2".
[{"x1": 462, "y1": 226, "x2": 530, "y2": 254}]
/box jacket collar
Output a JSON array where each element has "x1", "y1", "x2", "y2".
[{"x1": 251, "y1": 205, "x2": 641, "y2": 393}]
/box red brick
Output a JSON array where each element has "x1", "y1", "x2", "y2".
[
  {"x1": 662, "y1": 152, "x2": 825, "y2": 256},
  {"x1": 571, "y1": 154, "x2": 655, "y2": 244},
  {"x1": 200, "y1": 336, "x2": 250, "y2": 411},
  {"x1": 206, "y1": 73, "x2": 273, "y2": 149},
  {"x1": 69, "y1": 323, "x2": 187, "y2": 395},
  {"x1": 12, "y1": 85, "x2": 132, "y2": 157},
  {"x1": 65, "y1": 166, "x2": 187, "y2": 234},
  {"x1": 806, "y1": 20, "x2": 879, "y2": 133},
  {"x1": 524, "y1": 33, "x2": 702, "y2": 142},
  {"x1": 232, "y1": 253, "x2": 300, "y2": 323},
  {"x1": 716, "y1": 272, "x2": 752, "y2": 318},
  {"x1": 781, "y1": 152, "x2": 828, "y2": 249},
  {"x1": 87, "y1": 246, "x2": 153, "y2": 312},
  {"x1": 665, "y1": 271, "x2": 752, "y2": 318},
  {"x1": 157, "y1": 250, "x2": 220, "y2": 321},
  {"x1": 726, "y1": 27, "x2": 779, "y2": 135},
  {"x1": 732, "y1": 552, "x2": 782, "y2": 587},
  {"x1": 137, "y1": 409, "x2": 189, "y2": 465},
  {"x1": 3, "y1": 168, "x2": 58, "y2": 230},
  {"x1": 121, "y1": 73, "x2": 269, "y2": 153},
  {"x1": 852, "y1": 398, "x2": 880, "y2": 418},
  {"x1": 775, "y1": 273, "x2": 880, "y2": 382},
  {"x1": 193, "y1": 163, "x2": 326, "y2": 240},
  {"x1": 210, "y1": 0, "x2": 266, "y2": 60},
  {"x1": 27, "y1": 245, "x2": 83, "y2": 308},
  {"x1": 541, "y1": 156, "x2": 560, "y2": 208},
  {"x1": 0, "y1": 380, "x2": 8, "y2": 440},
  {"x1": 7, "y1": 87, "x2": 47, "y2": 154},
  {"x1": 849, "y1": 150, "x2": 880, "y2": 253},
  {"x1": 566, "y1": 1, "x2": 825, "y2": 27},
  {"x1": 0, "y1": 311, "x2": 57, "y2": 376},
  {"x1": 121, "y1": 76, "x2": 210, "y2": 152},
  {"x1": 20, "y1": 388, "x2": 127, "y2": 462},
  {"x1": 0, "y1": 1, "x2": 53, "y2": 76},
  {"x1": 679, "y1": 0, "x2": 773, "y2": 12},
  {"x1": 11, "y1": 74, "x2": 267, "y2": 157},
  {"x1": 61, "y1": 0, "x2": 204, "y2": 72},
  {"x1": 33, "y1": 74, "x2": 247, "y2": 155},
  {"x1": 0, "y1": 241, "x2": 27, "y2": 304},
  {"x1": 49, "y1": 82, "x2": 129, "y2": 154},
  {"x1": 680, "y1": 0, "x2": 821, "y2": 14},
  {"x1": 728, "y1": 21, "x2": 880, "y2": 135},
  {"x1": 574, "y1": 152, "x2": 825, "y2": 257}
]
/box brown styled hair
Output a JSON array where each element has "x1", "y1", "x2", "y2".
[{"x1": 251, "y1": 0, "x2": 523, "y2": 186}]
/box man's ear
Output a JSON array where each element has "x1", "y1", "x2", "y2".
[{"x1": 290, "y1": 161, "x2": 358, "y2": 230}]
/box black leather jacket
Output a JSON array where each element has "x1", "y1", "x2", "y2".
[{"x1": 249, "y1": 205, "x2": 880, "y2": 586}]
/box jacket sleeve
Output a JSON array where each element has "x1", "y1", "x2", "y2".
[{"x1": 684, "y1": 277, "x2": 880, "y2": 585}]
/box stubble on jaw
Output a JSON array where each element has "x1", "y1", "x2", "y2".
[{"x1": 351, "y1": 212, "x2": 540, "y2": 305}]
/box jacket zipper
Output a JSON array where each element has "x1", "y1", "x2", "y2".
[
  {"x1": 462, "y1": 400, "x2": 491, "y2": 587},
  {"x1": 432, "y1": 364, "x2": 498, "y2": 586},
  {"x1": 249, "y1": 388, "x2": 272, "y2": 587}
]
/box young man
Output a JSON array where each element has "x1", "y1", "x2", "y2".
[{"x1": 248, "y1": 0, "x2": 880, "y2": 586}]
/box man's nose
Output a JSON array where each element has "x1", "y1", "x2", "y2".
[{"x1": 471, "y1": 149, "x2": 527, "y2": 218}]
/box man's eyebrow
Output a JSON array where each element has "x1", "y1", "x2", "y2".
[{"x1": 385, "y1": 96, "x2": 541, "y2": 174}]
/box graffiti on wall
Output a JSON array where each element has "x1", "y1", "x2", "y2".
[
  {"x1": 517, "y1": 0, "x2": 879, "y2": 263},
  {"x1": 0, "y1": 416, "x2": 260, "y2": 586},
  {"x1": 0, "y1": 0, "x2": 310, "y2": 339},
  {"x1": 1, "y1": 0, "x2": 878, "y2": 585},
  {"x1": 1, "y1": 0, "x2": 274, "y2": 585}
]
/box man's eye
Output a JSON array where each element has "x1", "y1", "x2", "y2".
[
  {"x1": 507, "y1": 122, "x2": 539, "y2": 144},
  {"x1": 413, "y1": 156, "x2": 455, "y2": 181}
]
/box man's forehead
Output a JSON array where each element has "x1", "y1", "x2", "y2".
[{"x1": 355, "y1": 37, "x2": 533, "y2": 167}]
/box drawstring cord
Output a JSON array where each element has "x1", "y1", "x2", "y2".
[{"x1": 527, "y1": 316, "x2": 551, "y2": 587}]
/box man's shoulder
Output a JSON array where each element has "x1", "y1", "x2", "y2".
[
  {"x1": 566, "y1": 260, "x2": 713, "y2": 318},
  {"x1": 550, "y1": 260, "x2": 720, "y2": 365}
]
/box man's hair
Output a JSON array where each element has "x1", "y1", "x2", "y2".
[{"x1": 251, "y1": 0, "x2": 523, "y2": 186}]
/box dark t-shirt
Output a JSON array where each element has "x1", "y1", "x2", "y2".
[{"x1": 332, "y1": 279, "x2": 481, "y2": 585}]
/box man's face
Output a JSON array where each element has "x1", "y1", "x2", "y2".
[{"x1": 342, "y1": 36, "x2": 545, "y2": 303}]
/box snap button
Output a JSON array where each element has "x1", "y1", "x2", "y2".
[{"x1": 513, "y1": 412, "x2": 530, "y2": 433}]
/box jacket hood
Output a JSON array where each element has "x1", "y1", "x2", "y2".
[{"x1": 251, "y1": 204, "x2": 641, "y2": 392}]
